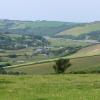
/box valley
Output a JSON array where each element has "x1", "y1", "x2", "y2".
[{"x1": 0, "y1": 20, "x2": 100, "y2": 100}]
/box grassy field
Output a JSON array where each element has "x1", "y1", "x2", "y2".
[
  {"x1": 48, "y1": 38, "x2": 91, "y2": 47},
  {"x1": 58, "y1": 22, "x2": 100, "y2": 36},
  {"x1": 0, "y1": 74, "x2": 100, "y2": 100},
  {"x1": 6, "y1": 55, "x2": 100, "y2": 74},
  {"x1": 69, "y1": 44, "x2": 100, "y2": 57}
]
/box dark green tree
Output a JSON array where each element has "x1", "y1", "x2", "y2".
[
  {"x1": 0, "y1": 68, "x2": 7, "y2": 74},
  {"x1": 53, "y1": 58, "x2": 71, "y2": 74}
]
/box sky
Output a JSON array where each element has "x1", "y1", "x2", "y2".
[{"x1": 0, "y1": 0, "x2": 100, "y2": 22}]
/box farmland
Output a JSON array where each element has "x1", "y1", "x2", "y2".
[
  {"x1": 6, "y1": 55, "x2": 100, "y2": 75},
  {"x1": 0, "y1": 19, "x2": 100, "y2": 100},
  {"x1": 69, "y1": 44, "x2": 100, "y2": 57},
  {"x1": 58, "y1": 22, "x2": 100, "y2": 36}
]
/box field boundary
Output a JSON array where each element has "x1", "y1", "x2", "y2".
[{"x1": 4, "y1": 54, "x2": 100, "y2": 69}]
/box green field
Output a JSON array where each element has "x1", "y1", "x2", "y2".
[
  {"x1": 48, "y1": 38, "x2": 91, "y2": 47},
  {"x1": 58, "y1": 22, "x2": 100, "y2": 36},
  {"x1": 69, "y1": 44, "x2": 100, "y2": 57},
  {"x1": 0, "y1": 74, "x2": 100, "y2": 100},
  {"x1": 6, "y1": 55, "x2": 100, "y2": 74}
]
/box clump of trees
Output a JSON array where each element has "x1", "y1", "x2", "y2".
[
  {"x1": 0, "y1": 63, "x2": 11, "y2": 67},
  {"x1": 0, "y1": 67, "x2": 26, "y2": 75},
  {"x1": 8, "y1": 54, "x2": 17, "y2": 58},
  {"x1": 53, "y1": 58, "x2": 71, "y2": 74},
  {"x1": 0, "y1": 64, "x2": 26, "y2": 75}
]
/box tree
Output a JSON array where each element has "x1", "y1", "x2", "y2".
[
  {"x1": 0, "y1": 68, "x2": 7, "y2": 74},
  {"x1": 53, "y1": 58, "x2": 71, "y2": 74}
]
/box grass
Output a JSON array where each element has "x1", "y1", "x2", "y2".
[
  {"x1": 69, "y1": 44, "x2": 100, "y2": 58},
  {"x1": 58, "y1": 22, "x2": 100, "y2": 36},
  {"x1": 6, "y1": 55, "x2": 100, "y2": 74},
  {"x1": 48, "y1": 38, "x2": 91, "y2": 47},
  {"x1": 0, "y1": 74, "x2": 100, "y2": 100}
]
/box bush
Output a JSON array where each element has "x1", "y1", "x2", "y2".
[
  {"x1": 69, "y1": 71, "x2": 87, "y2": 74},
  {"x1": 8, "y1": 54, "x2": 17, "y2": 58},
  {"x1": 0, "y1": 68, "x2": 7, "y2": 74},
  {"x1": 0, "y1": 63, "x2": 11, "y2": 68},
  {"x1": 7, "y1": 71, "x2": 26, "y2": 75}
]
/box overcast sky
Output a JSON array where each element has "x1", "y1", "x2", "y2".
[{"x1": 0, "y1": 0, "x2": 100, "y2": 22}]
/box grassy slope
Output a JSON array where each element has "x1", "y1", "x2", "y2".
[
  {"x1": 69, "y1": 44, "x2": 100, "y2": 57},
  {"x1": 0, "y1": 74, "x2": 100, "y2": 100},
  {"x1": 48, "y1": 38, "x2": 91, "y2": 47},
  {"x1": 58, "y1": 22, "x2": 100, "y2": 36},
  {"x1": 6, "y1": 55, "x2": 100, "y2": 74}
]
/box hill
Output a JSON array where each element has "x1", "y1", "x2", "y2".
[
  {"x1": 0, "y1": 19, "x2": 81, "y2": 36},
  {"x1": 58, "y1": 21, "x2": 100, "y2": 39},
  {"x1": 69, "y1": 44, "x2": 100, "y2": 57}
]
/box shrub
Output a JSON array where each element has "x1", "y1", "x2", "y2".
[
  {"x1": 0, "y1": 68, "x2": 7, "y2": 74},
  {"x1": 8, "y1": 54, "x2": 17, "y2": 58}
]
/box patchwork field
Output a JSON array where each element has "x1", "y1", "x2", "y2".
[{"x1": 0, "y1": 74, "x2": 100, "y2": 100}]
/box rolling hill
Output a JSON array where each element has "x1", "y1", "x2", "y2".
[
  {"x1": 0, "y1": 19, "x2": 81, "y2": 36},
  {"x1": 69, "y1": 44, "x2": 100, "y2": 57},
  {"x1": 58, "y1": 21, "x2": 100, "y2": 37}
]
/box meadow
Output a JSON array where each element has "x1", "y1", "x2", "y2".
[
  {"x1": 0, "y1": 74, "x2": 100, "y2": 100},
  {"x1": 58, "y1": 22, "x2": 100, "y2": 36},
  {"x1": 70, "y1": 44, "x2": 100, "y2": 57}
]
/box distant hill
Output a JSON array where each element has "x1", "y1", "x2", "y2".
[
  {"x1": 57, "y1": 21, "x2": 100, "y2": 40},
  {"x1": 0, "y1": 19, "x2": 81, "y2": 36}
]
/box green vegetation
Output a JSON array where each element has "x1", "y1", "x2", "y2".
[
  {"x1": 1, "y1": 19, "x2": 100, "y2": 100},
  {"x1": 0, "y1": 19, "x2": 80, "y2": 36},
  {"x1": 48, "y1": 38, "x2": 91, "y2": 47},
  {"x1": 0, "y1": 75, "x2": 100, "y2": 100},
  {"x1": 6, "y1": 55, "x2": 100, "y2": 74},
  {"x1": 58, "y1": 21, "x2": 100, "y2": 36},
  {"x1": 69, "y1": 44, "x2": 100, "y2": 57},
  {"x1": 53, "y1": 59, "x2": 71, "y2": 74},
  {"x1": 0, "y1": 34, "x2": 48, "y2": 50}
]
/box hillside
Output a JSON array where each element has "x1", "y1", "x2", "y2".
[
  {"x1": 69, "y1": 44, "x2": 100, "y2": 57},
  {"x1": 58, "y1": 21, "x2": 100, "y2": 37},
  {"x1": 0, "y1": 19, "x2": 81, "y2": 36},
  {"x1": 6, "y1": 55, "x2": 100, "y2": 74}
]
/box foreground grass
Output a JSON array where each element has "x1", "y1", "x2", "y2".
[{"x1": 0, "y1": 74, "x2": 100, "y2": 100}]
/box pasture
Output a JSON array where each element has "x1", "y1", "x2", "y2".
[
  {"x1": 0, "y1": 74, "x2": 100, "y2": 100},
  {"x1": 6, "y1": 55, "x2": 100, "y2": 75},
  {"x1": 58, "y1": 22, "x2": 100, "y2": 36}
]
